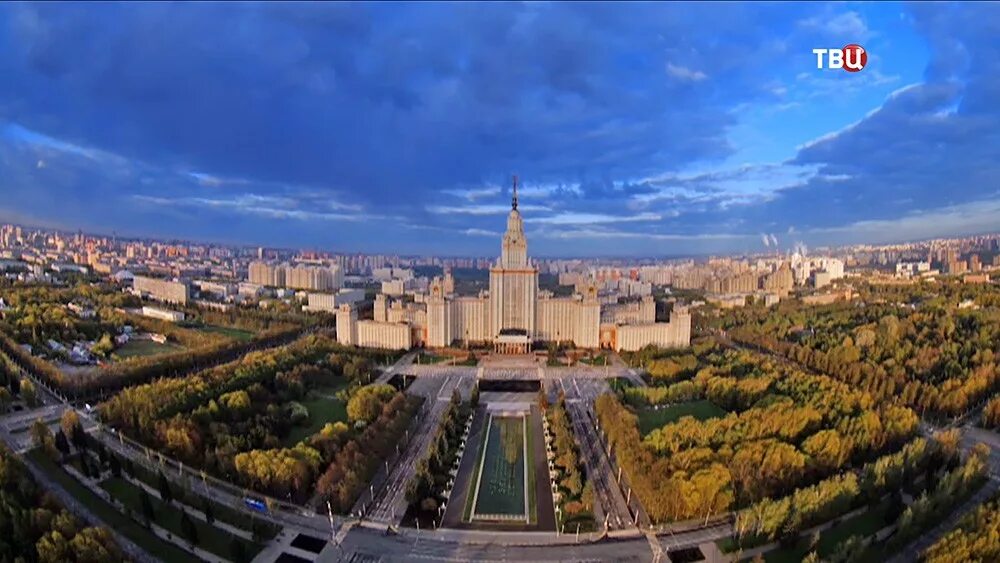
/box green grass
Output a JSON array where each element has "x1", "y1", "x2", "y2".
[
  {"x1": 283, "y1": 393, "x2": 349, "y2": 446},
  {"x1": 26, "y1": 450, "x2": 193, "y2": 563},
  {"x1": 608, "y1": 377, "x2": 635, "y2": 393},
  {"x1": 578, "y1": 355, "x2": 609, "y2": 366},
  {"x1": 761, "y1": 502, "x2": 894, "y2": 563},
  {"x1": 636, "y1": 400, "x2": 726, "y2": 436},
  {"x1": 115, "y1": 339, "x2": 184, "y2": 359},
  {"x1": 196, "y1": 325, "x2": 255, "y2": 342},
  {"x1": 416, "y1": 352, "x2": 449, "y2": 364},
  {"x1": 101, "y1": 476, "x2": 261, "y2": 560}
]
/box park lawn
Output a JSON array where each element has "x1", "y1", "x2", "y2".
[
  {"x1": 25, "y1": 450, "x2": 192, "y2": 563},
  {"x1": 578, "y1": 355, "x2": 609, "y2": 366},
  {"x1": 608, "y1": 377, "x2": 635, "y2": 393},
  {"x1": 416, "y1": 352, "x2": 449, "y2": 365},
  {"x1": 115, "y1": 339, "x2": 184, "y2": 359},
  {"x1": 636, "y1": 400, "x2": 726, "y2": 436},
  {"x1": 93, "y1": 442, "x2": 280, "y2": 540},
  {"x1": 762, "y1": 501, "x2": 893, "y2": 563},
  {"x1": 100, "y1": 476, "x2": 261, "y2": 560},
  {"x1": 196, "y1": 325, "x2": 255, "y2": 342},
  {"x1": 283, "y1": 393, "x2": 349, "y2": 446}
]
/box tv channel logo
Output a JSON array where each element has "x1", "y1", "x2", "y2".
[{"x1": 813, "y1": 44, "x2": 867, "y2": 72}]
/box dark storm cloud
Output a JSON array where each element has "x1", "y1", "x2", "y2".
[{"x1": 1, "y1": 2, "x2": 999, "y2": 255}]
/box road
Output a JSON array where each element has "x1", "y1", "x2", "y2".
[
  {"x1": 0, "y1": 419, "x2": 159, "y2": 563},
  {"x1": 366, "y1": 375, "x2": 470, "y2": 525},
  {"x1": 555, "y1": 377, "x2": 635, "y2": 532},
  {"x1": 324, "y1": 526, "x2": 655, "y2": 562}
]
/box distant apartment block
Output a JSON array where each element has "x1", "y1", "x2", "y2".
[
  {"x1": 141, "y1": 306, "x2": 185, "y2": 322},
  {"x1": 304, "y1": 288, "x2": 366, "y2": 313},
  {"x1": 248, "y1": 261, "x2": 344, "y2": 291},
  {"x1": 133, "y1": 275, "x2": 189, "y2": 305}
]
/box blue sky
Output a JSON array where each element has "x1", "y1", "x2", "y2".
[{"x1": 1, "y1": 2, "x2": 998, "y2": 257}]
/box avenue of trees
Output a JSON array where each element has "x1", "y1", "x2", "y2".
[
  {"x1": 0, "y1": 284, "x2": 315, "y2": 399},
  {"x1": 0, "y1": 444, "x2": 123, "y2": 562},
  {"x1": 885, "y1": 443, "x2": 990, "y2": 553},
  {"x1": 723, "y1": 283, "x2": 1000, "y2": 418},
  {"x1": 100, "y1": 334, "x2": 418, "y2": 507},
  {"x1": 983, "y1": 395, "x2": 1000, "y2": 429},
  {"x1": 735, "y1": 434, "x2": 945, "y2": 542},
  {"x1": 316, "y1": 391, "x2": 421, "y2": 513},
  {"x1": 922, "y1": 493, "x2": 1000, "y2": 562},
  {"x1": 543, "y1": 391, "x2": 595, "y2": 530},
  {"x1": 407, "y1": 390, "x2": 465, "y2": 522},
  {"x1": 595, "y1": 346, "x2": 922, "y2": 524}
]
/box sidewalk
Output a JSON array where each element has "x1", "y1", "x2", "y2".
[{"x1": 64, "y1": 462, "x2": 233, "y2": 563}]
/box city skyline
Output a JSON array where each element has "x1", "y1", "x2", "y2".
[{"x1": 3, "y1": 2, "x2": 1000, "y2": 256}]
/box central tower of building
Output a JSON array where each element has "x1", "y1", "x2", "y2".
[{"x1": 489, "y1": 175, "x2": 538, "y2": 351}]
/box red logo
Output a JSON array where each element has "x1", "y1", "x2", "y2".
[
  {"x1": 841, "y1": 44, "x2": 867, "y2": 72},
  {"x1": 813, "y1": 44, "x2": 867, "y2": 72}
]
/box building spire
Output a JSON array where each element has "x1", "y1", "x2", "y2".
[{"x1": 511, "y1": 174, "x2": 519, "y2": 211}]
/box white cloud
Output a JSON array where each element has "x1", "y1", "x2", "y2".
[
  {"x1": 426, "y1": 204, "x2": 550, "y2": 215},
  {"x1": 798, "y1": 11, "x2": 870, "y2": 39},
  {"x1": 533, "y1": 212, "x2": 661, "y2": 226},
  {"x1": 665, "y1": 63, "x2": 708, "y2": 82},
  {"x1": 131, "y1": 194, "x2": 372, "y2": 222},
  {"x1": 806, "y1": 197, "x2": 1000, "y2": 244}
]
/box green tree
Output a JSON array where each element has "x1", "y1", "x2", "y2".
[
  {"x1": 21, "y1": 377, "x2": 37, "y2": 407},
  {"x1": 91, "y1": 333, "x2": 115, "y2": 358},
  {"x1": 157, "y1": 471, "x2": 173, "y2": 504},
  {"x1": 0, "y1": 386, "x2": 11, "y2": 413},
  {"x1": 201, "y1": 496, "x2": 214, "y2": 524},
  {"x1": 31, "y1": 418, "x2": 57, "y2": 459},
  {"x1": 69, "y1": 527, "x2": 122, "y2": 563},
  {"x1": 180, "y1": 511, "x2": 199, "y2": 546},
  {"x1": 54, "y1": 430, "x2": 70, "y2": 459},
  {"x1": 60, "y1": 410, "x2": 82, "y2": 448},
  {"x1": 346, "y1": 384, "x2": 397, "y2": 424},
  {"x1": 35, "y1": 530, "x2": 71, "y2": 563},
  {"x1": 230, "y1": 538, "x2": 248, "y2": 562},
  {"x1": 140, "y1": 490, "x2": 155, "y2": 525}
]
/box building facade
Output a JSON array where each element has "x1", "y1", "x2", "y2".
[
  {"x1": 333, "y1": 178, "x2": 691, "y2": 353},
  {"x1": 132, "y1": 275, "x2": 189, "y2": 305}
]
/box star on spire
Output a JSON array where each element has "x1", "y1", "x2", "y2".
[{"x1": 512, "y1": 174, "x2": 519, "y2": 211}]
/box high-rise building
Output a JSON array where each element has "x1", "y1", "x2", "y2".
[{"x1": 347, "y1": 177, "x2": 690, "y2": 353}]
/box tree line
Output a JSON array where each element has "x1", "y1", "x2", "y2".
[
  {"x1": 594, "y1": 350, "x2": 921, "y2": 523},
  {"x1": 0, "y1": 444, "x2": 123, "y2": 562},
  {"x1": 922, "y1": 492, "x2": 1000, "y2": 562},
  {"x1": 407, "y1": 389, "x2": 465, "y2": 522},
  {"x1": 100, "y1": 334, "x2": 417, "y2": 505},
  {"x1": 735, "y1": 434, "x2": 947, "y2": 542},
  {"x1": 542, "y1": 390, "x2": 595, "y2": 530},
  {"x1": 723, "y1": 287, "x2": 1000, "y2": 418}
]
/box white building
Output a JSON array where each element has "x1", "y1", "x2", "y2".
[
  {"x1": 424, "y1": 178, "x2": 688, "y2": 353},
  {"x1": 133, "y1": 275, "x2": 189, "y2": 305},
  {"x1": 140, "y1": 306, "x2": 185, "y2": 322},
  {"x1": 335, "y1": 178, "x2": 690, "y2": 353},
  {"x1": 304, "y1": 288, "x2": 366, "y2": 313}
]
